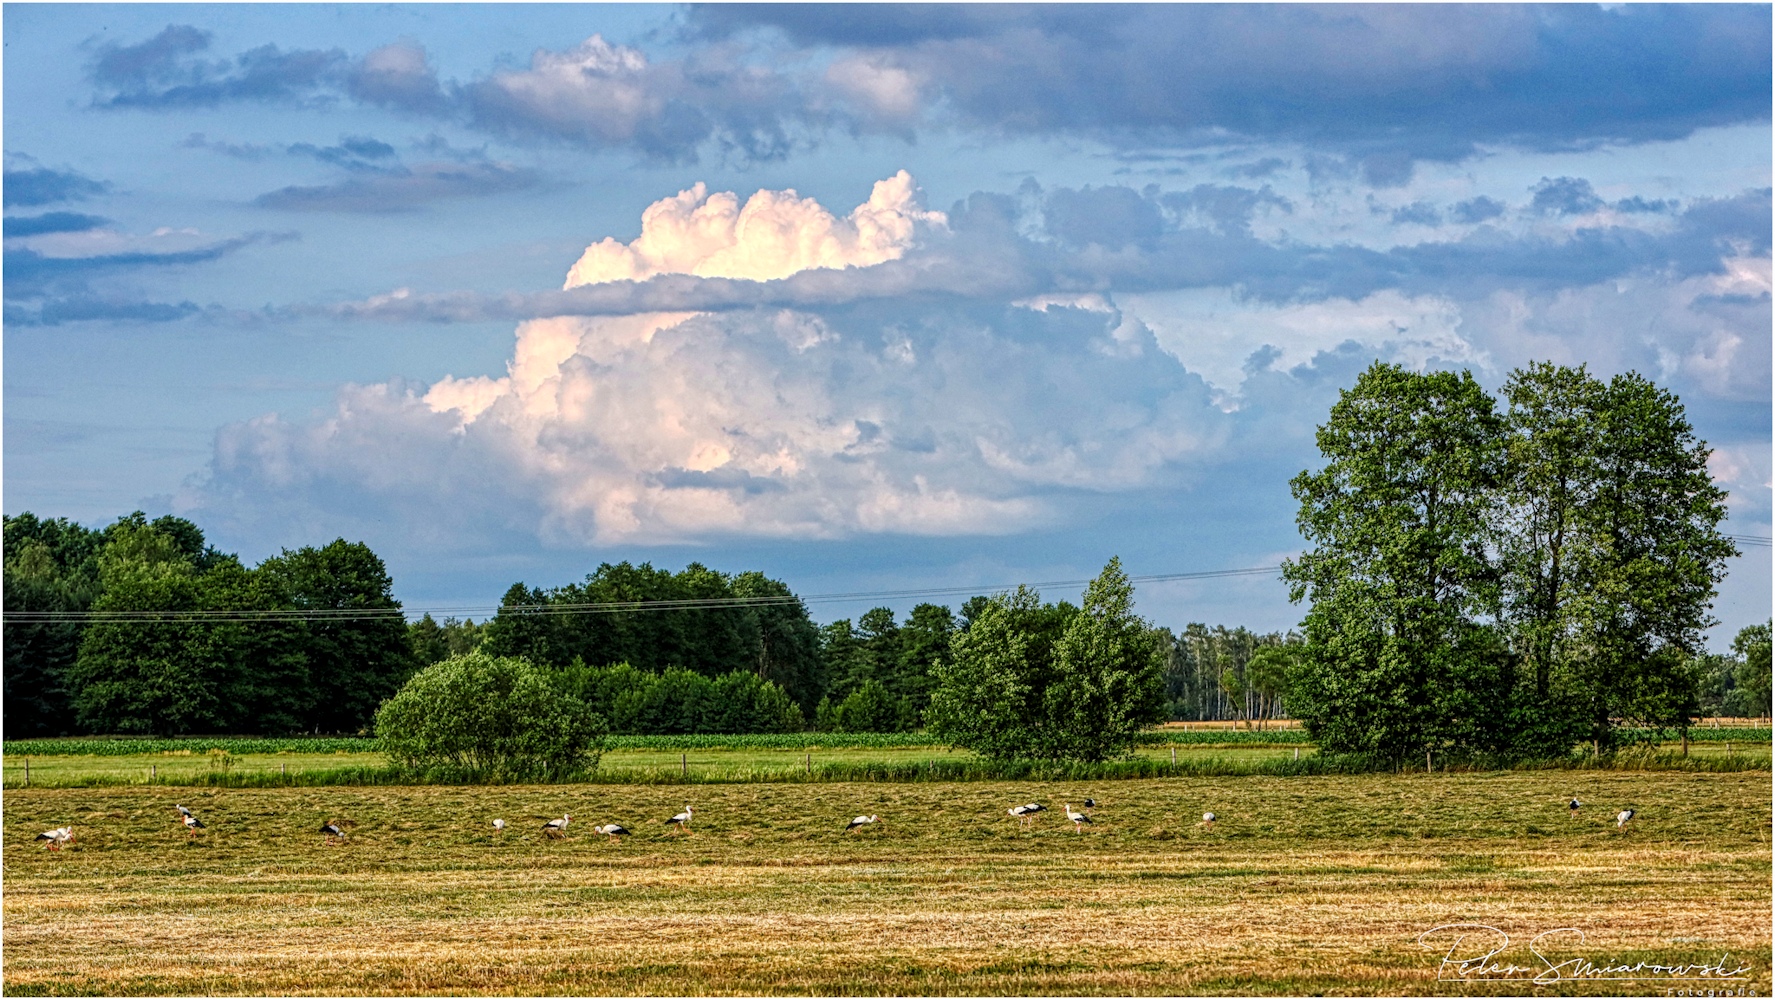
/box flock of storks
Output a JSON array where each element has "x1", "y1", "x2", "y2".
[{"x1": 31, "y1": 796, "x2": 1637, "y2": 851}]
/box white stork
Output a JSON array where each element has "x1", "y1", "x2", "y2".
[
  {"x1": 176, "y1": 804, "x2": 194, "y2": 818},
  {"x1": 1568, "y1": 798, "x2": 1582, "y2": 815},
  {"x1": 542, "y1": 814, "x2": 572, "y2": 839},
  {"x1": 1008, "y1": 804, "x2": 1035, "y2": 828},
  {"x1": 1064, "y1": 803, "x2": 1092, "y2": 832},
  {"x1": 492, "y1": 818, "x2": 506, "y2": 834},
  {"x1": 36, "y1": 826, "x2": 74, "y2": 850},
  {"x1": 1082, "y1": 797, "x2": 1096, "y2": 815},
  {"x1": 1201, "y1": 812, "x2": 1217, "y2": 830},
  {"x1": 319, "y1": 821, "x2": 346, "y2": 845},
  {"x1": 592, "y1": 823, "x2": 631, "y2": 842},
  {"x1": 183, "y1": 813, "x2": 206, "y2": 838},
  {"x1": 845, "y1": 814, "x2": 881, "y2": 833},
  {"x1": 1616, "y1": 808, "x2": 1635, "y2": 829},
  {"x1": 664, "y1": 805, "x2": 694, "y2": 835}
]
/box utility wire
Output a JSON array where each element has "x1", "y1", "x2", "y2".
[{"x1": 2, "y1": 565, "x2": 1284, "y2": 624}]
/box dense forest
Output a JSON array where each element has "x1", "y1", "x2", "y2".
[{"x1": 4, "y1": 512, "x2": 411, "y2": 737}]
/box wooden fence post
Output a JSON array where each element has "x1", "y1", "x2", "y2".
[
  {"x1": 681, "y1": 753, "x2": 687, "y2": 776},
  {"x1": 152, "y1": 764, "x2": 157, "y2": 782},
  {"x1": 1170, "y1": 747, "x2": 1176, "y2": 765},
  {"x1": 1427, "y1": 749, "x2": 1432, "y2": 773},
  {"x1": 24, "y1": 757, "x2": 29, "y2": 786}
]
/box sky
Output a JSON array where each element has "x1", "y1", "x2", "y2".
[{"x1": 4, "y1": 3, "x2": 1770, "y2": 646}]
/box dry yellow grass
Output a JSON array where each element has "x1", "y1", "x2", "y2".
[{"x1": 4, "y1": 771, "x2": 1768, "y2": 995}]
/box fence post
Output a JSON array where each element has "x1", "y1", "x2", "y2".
[
  {"x1": 806, "y1": 752, "x2": 811, "y2": 775},
  {"x1": 681, "y1": 753, "x2": 687, "y2": 776},
  {"x1": 1171, "y1": 747, "x2": 1176, "y2": 765},
  {"x1": 1293, "y1": 747, "x2": 1299, "y2": 761},
  {"x1": 152, "y1": 764, "x2": 157, "y2": 782},
  {"x1": 1426, "y1": 749, "x2": 1432, "y2": 773},
  {"x1": 24, "y1": 757, "x2": 29, "y2": 786}
]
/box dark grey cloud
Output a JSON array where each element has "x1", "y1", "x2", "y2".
[
  {"x1": 1616, "y1": 195, "x2": 1677, "y2": 215},
  {"x1": 1044, "y1": 186, "x2": 1164, "y2": 250},
  {"x1": 3, "y1": 212, "x2": 111, "y2": 238},
  {"x1": 4, "y1": 232, "x2": 292, "y2": 323},
  {"x1": 692, "y1": 4, "x2": 1771, "y2": 165},
  {"x1": 347, "y1": 41, "x2": 450, "y2": 115},
  {"x1": 290, "y1": 136, "x2": 398, "y2": 167},
  {"x1": 3, "y1": 165, "x2": 108, "y2": 207},
  {"x1": 254, "y1": 159, "x2": 541, "y2": 213},
  {"x1": 1450, "y1": 197, "x2": 1506, "y2": 225},
  {"x1": 1390, "y1": 202, "x2": 1441, "y2": 226},
  {"x1": 1162, "y1": 184, "x2": 1292, "y2": 237},
  {"x1": 5, "y1": 296, "x2": 201, "y2": 327},
  {"x1": 88, "y1": 24, "x2": 346, "y2": 108},
  {"x1": 1530, "y1": 176, "x2": 1604, "y2": 216},
  {"x1": 460, "y1": 36, "x2": 809, "y2": 164}
]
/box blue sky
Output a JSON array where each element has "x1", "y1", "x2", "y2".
[{"x1": 5, "y1": 3, "x2": 1770, "y2": 644}]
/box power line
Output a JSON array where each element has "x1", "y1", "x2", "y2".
[
  {"x1": 1, "y1": 565, "x2": 1284, "y2": 624},
  {"x1": 1726, "y1": 533, "x2": 1773, "y2": 548}
]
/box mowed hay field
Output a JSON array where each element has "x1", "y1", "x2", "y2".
[{"x1": 4, "y1": 772, "x2": 1769, "y2": 996}]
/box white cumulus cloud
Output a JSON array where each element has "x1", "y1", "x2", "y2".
[{"x1": 192, "y1": 174, "x2": 1233, "y2": 548}]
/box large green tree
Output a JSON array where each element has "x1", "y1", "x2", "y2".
[
  {"x1": 1500, "y1": 364, "x2": 1734, "y2": 748},
  {"x1": 69, "y1": 521, "x2": 224, "y2": 734},
  {"x1": 1283, "y1": 362, "x2": 1513, "y2": 761},
  {"x1": 260, "y1": 539, "x2": 415, "y2": 733},
  {"x1": 1729, "y1": 621, "x2": 1772, "y2": 718},
  {"x1": 3, "y1": 513, "x2": 105, "y2": 736},
  {"x1": 928, "y1": 559, "x2": 1163, "y2": 762}
]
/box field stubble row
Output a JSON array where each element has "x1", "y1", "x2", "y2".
[{"x1": 3, "y1": 771, "x2": 1768, "y2": 995}]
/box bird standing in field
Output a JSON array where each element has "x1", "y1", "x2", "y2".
[
  {"x1": 1008, "y1": 804, "x2": 1036, "y2": 828},
  {"x1": 1569, "y1": 798, "x2": 1582, "y2": 815},
  {"x1": 492, "y1": 818, "x2": 506, "y2": 834},
  {"x1": 183, "y1": 812, "x2": 206, "y2": 839},
  {"x1": 542, "y1": 814, "x2": 572, "y2": 839},
  {"x1": 36, "y1": 826, "x2": 74, "y2": 850},
  {"x1": 1064, "y1": 803, "x2": 1092, "y2": 832},
  {"x1": 1201, "y1": 812, "x2": 1217, "y2": 830},
  {"x1": 846, "y1": 814, "x2": 881, "y2": 833},
  {"x1": 1616, "y1": 808, "x2": 1635, "y2": 829},
  {"x1": 664, "y1": 805, "x2": 694, "y2": 836},
  {"x1": 592, "y1": 823, "x2": 631, "y2": 842},
  {"x1": 1082, "y1": 797, "x2": 1096, "y2": 815},
  {"x1": 319, "y1": 821, "x2": 346, "y2": 845}
]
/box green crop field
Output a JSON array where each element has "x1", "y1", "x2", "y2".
[{"x1": 4, "y1": 770, "x2": 1768, "y2": 996}]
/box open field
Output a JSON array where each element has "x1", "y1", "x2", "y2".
[
  {"x1": 5, "y1": 735, "x2": 1766, "y2": 788},
  {"x1": 1, "y1": 744, "x2": 1327, "y2": 787},
  {"x1": 5, "y1": 771, "x2": 1769, "y2": 995}
]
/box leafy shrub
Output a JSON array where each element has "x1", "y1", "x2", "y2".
[{"x1": 373, "y1": 653, "x2": 606, "y2": 780}]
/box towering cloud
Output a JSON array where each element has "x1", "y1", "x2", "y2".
[{"x1": 194, "y1": 173, "x2": 1242, "y2": 548}]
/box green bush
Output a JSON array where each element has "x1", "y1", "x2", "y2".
[{"x1": 373, "y1": 653, "x2": 606, "y2": 780}]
